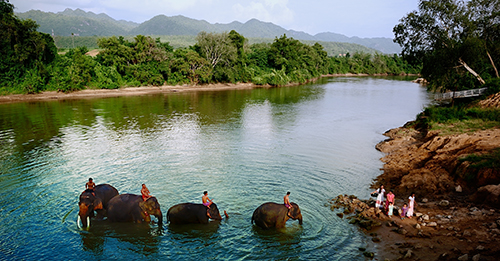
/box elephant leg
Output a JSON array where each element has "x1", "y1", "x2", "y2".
[{"x1": 95, "y1": 209, "x2": 105, "y2": 220}]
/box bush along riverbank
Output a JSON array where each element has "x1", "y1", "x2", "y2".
[{"x1": 329, "y1": 92, "x2": 500, "y2": 260}]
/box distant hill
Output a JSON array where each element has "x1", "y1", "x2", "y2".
[
  {"x1": 16, "y1": 8, "x2": 138, "y2": 36},
  {"x1": 16, "y1": 9, "x2": 401, "y2": 54}
]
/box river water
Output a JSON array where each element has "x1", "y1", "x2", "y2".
[{"x1": 0, "y1": 77, "x2": 431, "y2": 260}]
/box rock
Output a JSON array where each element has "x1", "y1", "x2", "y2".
[
  {"x1": 336, "y1": 213, "x2": 344, "y2": 218},
  {"x1": 463, "y1": 230, "x2": 471, "y2": 237},
  {"x1": 415, "y1": 224, "x2": 421, "y2": 229},
  {"x1": 414, "y1": 244, "x2": 423, "y2": 249},
  {"x1": 427, "y1": 222, "x2": 437, "y2": 227},
  {"x1": 358, "y1": 247, "x2": 366, "y2": 251},
  {"x1": 490, "y1": 228, "x2": 500, "y2": 235},
  {"x1": 415, "y1": 212, "x2": 423, "y2": 217},
  {"x1": 438, "y1": 200, "x2": 450, "y2": 207},
  {"x1": 471, "y1": 184, "x2": 500, "y2": 207},
  {"x1": 456, "y1": 185, "x2": 462, "y2": 192},
  {"x1": 422, "y1": 198, "x2": 428, "y2": 203},
  {"x1": 372, "y1": 237, "x2": 381, "y2": 242},
  {"x1": 363, "y1": 251, "x2": 374, "y2": 258},
  {"x1": 458, "y1": 254, "x2": 468, "y2": 261},
  {"x1": 476, "y1": 245, "x2": 485, "y2": 251},
  {"x1": 472, "y1": 254, "x2": 480, "y2": 261},
  {"x1": 422, "y1": 214, "x2": 429, "y2": 220},
  {"x1": 447, "y1": 226, "x2": 455, "y2": 230},
  {"x1": 489, "y1": 223, "x2": 497, "y2": 229},
  {"x1": 404, "y1": 249, "x2": 413, "y2": 258},
  {"x1": 496, "y1": 219, "x2": 500, "y2": 226}
]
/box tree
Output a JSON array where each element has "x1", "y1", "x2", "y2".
[
  {"x1": 195, "y1": 31, "x2": 237, "y2": 68},
  {"x1": 393, "y1": 0, "x2": 500, "y2": 90},
  {"x1": 0, "y1": 0, "x2": 57, "y2": 91}
]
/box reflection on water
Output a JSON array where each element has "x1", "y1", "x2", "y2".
[{"x1": 0, "y1": 77, "x2": 431, "y2": 260}]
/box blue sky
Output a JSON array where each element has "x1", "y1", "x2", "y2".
[{"x1": 11, "y1": 0, "x2": 419, "y2": 38}]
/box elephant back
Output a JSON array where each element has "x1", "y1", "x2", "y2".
[{"x1": 94, "y1": 184, "x2": 119, "y2": 209}]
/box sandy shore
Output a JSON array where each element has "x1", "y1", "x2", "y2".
[
  {"x1": 0, "y1": 74, "x2": 417, "y2": 104},
  {"x1": 0, "y1": 83, "x2": 264, "y2": 104}
]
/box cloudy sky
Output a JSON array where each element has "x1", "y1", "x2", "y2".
[{"x1": 11, "y1": 0, "x2": 419, "y2": 38}]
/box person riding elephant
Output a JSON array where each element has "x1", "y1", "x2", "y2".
[
  {"x1": 78, "y1": 184, "x2": 119, "y2": 228},
  {"x1": 167, "y1": 203, "x2": 224, "y2": 224},
  {"x1": 107, "y1": 194, "x2": 163, "y2": 225},
  {"x1": 251, "y1": 202, "x2": 303, "y2": 229}
]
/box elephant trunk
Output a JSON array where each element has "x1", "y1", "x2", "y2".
[
  {"x1": 298, "y1": 214, "x2": 303, "y2": 225},
  {"x1": 155, "y1": 210, "x2": 163, "y2": 226},
  {"x1": 78, "y1": 204, "x2": 92, "y2": 228}
]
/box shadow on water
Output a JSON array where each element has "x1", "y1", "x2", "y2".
[
  {"x1": 80, "y1": 220, "x2": 162, "y2": 256},
  {"x1": 167, "y1": 221, "x2": 221, "y2": 239}
]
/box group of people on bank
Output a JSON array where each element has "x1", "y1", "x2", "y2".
[{"x1": 372, "y1": 185, "x2": 416, "y2": 219}]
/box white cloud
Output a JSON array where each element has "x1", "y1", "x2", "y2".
[{"x1": 232, "y1": 0, "x2": 294, "y2": 25}]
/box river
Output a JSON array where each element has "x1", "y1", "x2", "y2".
[{"x1": 0, "y1": 77, "x2": 431, "y2": 260}]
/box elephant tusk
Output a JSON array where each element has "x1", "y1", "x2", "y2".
[
  {"x1": 77, "y1": 216, "x2": 81, "y2": 229},
  {"x1": 87, "y1": 217, "x2": 90, "y2": 229}
]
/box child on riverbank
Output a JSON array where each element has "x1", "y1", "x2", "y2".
[
  {"x1": 400, "y1": 203, "x2": 408, "y2": 220},
  {"x1": 388, "y1": 202, "x2": 394, "y2": 218}
]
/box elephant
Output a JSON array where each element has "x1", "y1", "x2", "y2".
[
  {"x1": 251, "y1": 202, "x2": 303, "y2": 229},
  {"x1": 167, "y1": 203, "x2": 223, "y2": 224},
  {"x1": 78, "y1": 184, "x2": 119, "y2": 228},
  {"x1": 107, "y1": 194, "x2": 163, "y2": 225}
]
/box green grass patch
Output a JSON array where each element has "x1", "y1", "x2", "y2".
[{"x1": 430, "y1": 119, "x2": 500, "y2": 135}]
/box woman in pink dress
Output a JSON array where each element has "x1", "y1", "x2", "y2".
[{"x1": 385, "y1": 190, "x2": 395, "y2": 214}]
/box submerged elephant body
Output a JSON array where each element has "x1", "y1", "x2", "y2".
[
  {"x1": 167, "y1": 203, "x2": 222, "y2": 224},
  {"x1": 107, "y1": 194, "x2": 163, "y2": 225},
  {"x1": 252, "y1": 202, "x2": 302, "y2": 229},
  {"x1": 78, "y1": 184, "x2": 119, "y2": 228}
]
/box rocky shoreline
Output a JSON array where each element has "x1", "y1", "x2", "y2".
[
  {"x1": 328, "y1": 194, "x2": 500, "y2": 260},
  {"x1": 331, "y1": 93, "x2": 500, "y2": 260}
]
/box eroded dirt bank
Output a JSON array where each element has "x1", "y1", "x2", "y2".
[{"x1": 330, "y1": 93, "x2": 500, "y2": 260}]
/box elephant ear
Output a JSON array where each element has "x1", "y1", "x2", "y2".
[
  {"x1": 138, "y1": 201, "x2": 146, "y2": 211},
  {"x1": 94, "y1": 197, "x2": 103, "y2": 210}
]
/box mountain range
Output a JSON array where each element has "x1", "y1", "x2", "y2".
[{"x1": 16, "y1": 8, "x2": 402, "y2": 54}]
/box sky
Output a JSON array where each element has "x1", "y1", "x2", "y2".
[{"x1": 11, "y1": 0, "x2": 419, "y2": 38}]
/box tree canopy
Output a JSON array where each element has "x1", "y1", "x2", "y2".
[{"x1": 393, "y1": 0, "x2": 500, "y2": 91}]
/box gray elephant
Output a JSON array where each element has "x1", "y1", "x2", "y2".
[
  {"x1": 78, "y1": 184, "x2": 119, "y2": 228},
  {"x1": 167, "y1": 203, "x2": 223, "y2": 224},
  {"x1": 251, "y1": 202, "x2": 303, "y2": 229},
  {"x1": 107, "y1": 194, "x2": 163, "y2": 225}
]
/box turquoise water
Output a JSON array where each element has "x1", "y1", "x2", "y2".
[{"x1": 0, "y1": 77, "x2": 431, "y2": 260}]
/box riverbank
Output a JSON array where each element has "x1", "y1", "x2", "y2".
[
  {"x1": 338, "y1": 93, "x2": 500, "y2": 260},
  {"x1": 0, "y1": 83, "x2": 260, "y2": 104},
  {"x1": 0, "y1": 74, "x2": 419, "y2": 104}
]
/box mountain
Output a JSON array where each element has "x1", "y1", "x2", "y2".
[
  {"x1": 15, "y1": 9, "x2": 401, "y2": 53},
  {"x1": 314, "y1": 32, "x2": 400, "y2": 54},
  {"x1": 16, "y1": 8, "x2": 138, "y2": 36}
]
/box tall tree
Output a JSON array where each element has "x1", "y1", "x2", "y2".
[
  {"x1": 195, "y1": 31, "x2": 237, "y2": 68},
  {"x1": 0, "y1": 0, "x2": 56, "y2": 86},
  {"x1": 393, "y1": 0, "x2": 500, "y2": 90}
]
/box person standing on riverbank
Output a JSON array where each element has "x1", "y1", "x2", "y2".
[
  {"x1": 407, "y1": 193, "x2": 416, "y2": 218},
  {"x1": 401, "y1": 203, "x2": 408, "y2": 220},
  {"x1": 372, "y1": 185, "x2": 385, "y2": 209},
  {"x1": 385, "y1": 190, "x2": 395, "y2": 214}
]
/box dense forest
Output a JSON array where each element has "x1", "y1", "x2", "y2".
[{"x1": 0, "y1": 0, "x2": 419, "y2": 95}]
